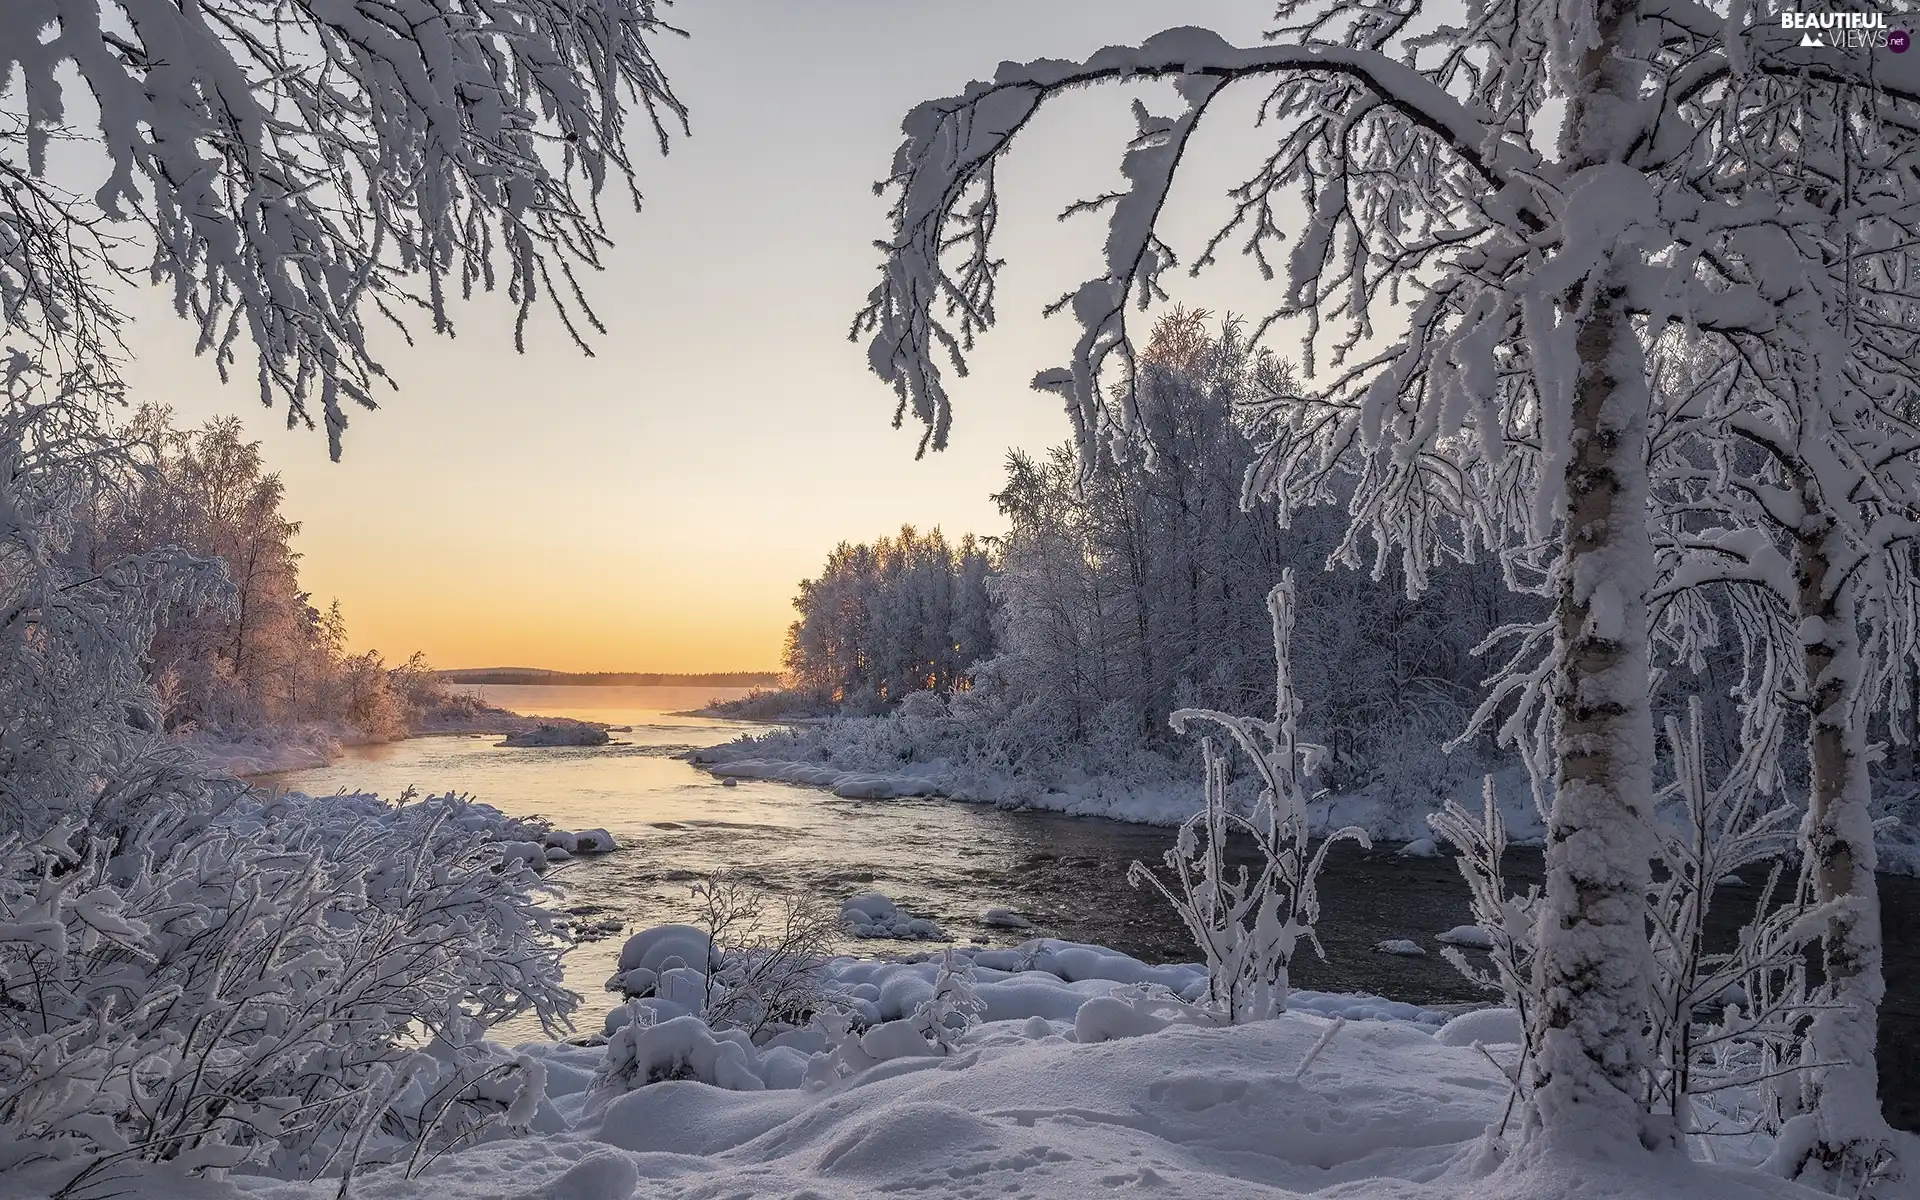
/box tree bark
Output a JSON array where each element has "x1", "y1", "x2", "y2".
[
  {"x1": 1529, "y1": 283, "x2": 1659, "y2": 1149},
  {"x1": 1791, "y1": 498, "x2": 1889, "y2": 1178},
  {"x1": 1526, "y1": 0, "x2": 1660, "y2": 1151}
]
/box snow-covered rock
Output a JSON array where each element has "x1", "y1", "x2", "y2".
[
  {"x1": 1435, "y1": 1006, "x2": 1524, "y2": 1047},
  {"x1": 572, "y1": 827, "x2": 618, "y2": 853},
  {"x1": 1398, "y1": 837, "x2": 1440, "y2": 858},
  {"x1": 500, "y1": 722, "x2": 611, "y2": 747},
  {"x1": 1374, "y1": 939, "x2": 1426, "y2": 957},
  {"x1": 841, "y1": 892, "x2": 949, "y2": 940},
  {"x1": 981, "y1": 906, "x2": 1034, "y2": 929},
  {"x1": 613, "y1": 924, "x2": 720, "y2": 988},
  {"x1": 1435, "y1": 924, "x2": 1494, "y2": 949}
]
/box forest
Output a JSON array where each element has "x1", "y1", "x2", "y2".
[{"x1": 75, "y1": 409, "x2": 477, "y2": 744}]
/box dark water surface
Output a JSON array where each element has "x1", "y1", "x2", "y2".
[{"x1": 262, "y1": 686, "x2": 1919, "y2": 1130}]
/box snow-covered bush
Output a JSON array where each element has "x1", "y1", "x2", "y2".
[
  {"x1": 1434, "y1": 704, "x2": 1831, "y2": 1152},
  {"x1": 1429, "y1": 780, "x2": 1545, "y2": 1136},
  {"x1": 1128, "y1": 574, "x2": 1368, "y2": 1023},
  {"x1": 691, "y1": 874, "x2": 839, "y2": 1038},
  {"x1": 1644, "y1": 703, "x2": 1824, "y2": 1144},
  {"x1": 593, "y1": 1012, "x2": 767, "y2": 1096},
  {"x1": 0, "y1": 789, "x2": 575, "y2": 1195},
  {"x1": 912, "y1": 950, "x2": 985, "y2": 1053},
  {"x1": 0, "y1": 369, "x2": 574, "y2": 1195}
]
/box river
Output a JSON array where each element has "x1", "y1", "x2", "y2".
[{"x1": 258, "y1": 684, "x2": 1919, "y2": 1130}]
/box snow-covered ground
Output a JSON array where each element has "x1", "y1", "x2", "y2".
[
  {"x1": 175, "y1": 706, "x2": 611, "y2": 777},
  {"x1": 174, "y1": 722, "x2": 364, "y2": 776},
  {"x1": 689, "y1": 722, "x2": 1540, "y2": 840},
  {"x1": 42, "y1": 930, "x2": 1888, "y2": 1200}
]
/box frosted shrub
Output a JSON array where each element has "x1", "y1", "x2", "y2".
[
  {"x1": 692, "y1": 872, "x2": 838, "y2": 1039},
  {"x1": 1645, "y1": 702, "x2": 1822, "y2": 1145},
  {"x1": 1434, "y1": 702, "x2": 1827, "y2": 1152},
  {"x1": 799, "y1": 954, "x2": 984, "y2": 1087},
  {"x1": 594, "y1": 1011, "x2": 766, "y2": 1096},
  {"x1": 0, "y1": 790, "x2": 575, "y2": 1196},
  {"x1": 1128, "y1": 573, "x2": 1368, "y2": 1023},
  {"x1": 0, "y1": 375, "x2": 574, "y2": 1196},
  {"x1": 1429, "y1": 780, "x2": 1544, "y2": 1135},
  {"x1": 912, "y1": 950, "x2": 985, "y2": 1053}
]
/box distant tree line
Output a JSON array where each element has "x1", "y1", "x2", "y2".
[
  {"x1": 440, "y1": 670, "x2": 783, "y2": 687},
  {"x1": 782, "y1": 526, "x2": 995, "y2": 711},
  {"x1": 82, "y1": 410, "x2": 459, "y2": 740},
  {"x1": 770, "y1": 311, "x2": 1532, "y2": 791}
]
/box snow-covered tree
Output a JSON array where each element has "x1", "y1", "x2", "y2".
[
  {"x1": 1650, "y1": 322, "x2": 1920, "y2": 1180},
  {"x1": 988, "y1": 315, "x2": 1512, "y2": 777},
  {"x1": 0, "y1": 366, "x2": 574, "y2": 1194},
  {"x1": 3, "y1": 0, "x2": 685, "y2": 454},
  {"x1": 784, "y1": 526, "x2": 994, "y2": 708},
  {"x1": 854, "y1": 1, "x2": 1920, "y2": 1161}
]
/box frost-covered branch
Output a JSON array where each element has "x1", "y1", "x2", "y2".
[{"x1": 4, "y1": 0, "x2": 686, "y2": 455}]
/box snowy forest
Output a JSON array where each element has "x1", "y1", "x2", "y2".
[
  {"x1": 77, "y1": 409, "x2": 472, "y2": 742},
  {"x1": 764, "y1": 309, "x2": 1527, "y2": 796},
  {"x1": 5, "y1": 2, "x2": 1920, "y2": 1200}
]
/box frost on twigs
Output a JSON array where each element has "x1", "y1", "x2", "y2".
[
  {"x1": 1642, "y1": 703, "x2": 1809, "y2": 1135},
  {"x1": 692, "y1": 872, "x2": 839, "y2": 1039},
  {"x1": 1127, "y1": 571, "x2": 1368, "y2": 1023},
  {"x1": 1429, "y1": 778, "x2": 1543, "y2": 1139},
  {"x1": 3, "y1": 0, "x2": 687, "y2": 456}
]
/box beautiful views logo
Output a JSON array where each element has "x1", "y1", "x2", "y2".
[{"x1": 1780, "y1": 9, "x2": 1909, "y2": 49}]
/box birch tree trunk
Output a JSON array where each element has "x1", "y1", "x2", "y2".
[
  {"x1": 1525, "y1": 0, "x2": 1660, "y2": 1150},
  {"x1": 1531, "y1": 282, "x2": 1659, "y2": 1148},
  {"x1": 1790, "y1": 499, "x2": 1889, "y2": 1179}
]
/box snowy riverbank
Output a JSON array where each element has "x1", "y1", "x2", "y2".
[
  {"x1": 29, "y1": 924, "x2": 1892, "y2": 1200},
  {"x1": 689, "y1": 717, "x2": 1920, "y2": 877},
  {"x1": 176, "y1": 703, "x2": 614, "y2": 777}
]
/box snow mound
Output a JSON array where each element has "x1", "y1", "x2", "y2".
[
  {"x1": 1375, "y1": 939, "x2": 1427, "y2": 956},
  {"x1": 611, "y1": 924, "x2": 720, "y2": 996},
  {"x1": 505, "y1": 1015, "x2": 1515, "y2": 1198},
  {"x1": 698, "y1": 755, "x2": 946, "y2": 800},
  {"x1": 841, "y1": 892, "x2": 949, "y2": 940},
  {"x1": 1435, "y1": 1007, "x2": 1524, "y2": 1048},
  {"x1": 599, "y1": 1012, "x2": 766, "y2": 1093},
  {"x1": 549, "y1": 1151, "x2": 639, "y2": 1200},
  {"x1": 1435, "y1": 924, "x2": 1493, "y2": 949},
  {"x1": 1398, "y1": 837, "x2": 1440, "y2": 858},
  {"x1": 500, "y1": 722, "x2": 611, "y2": 747},
  {"x1": 981, "y1": 906, "x2": 1034, "y2": 929}
]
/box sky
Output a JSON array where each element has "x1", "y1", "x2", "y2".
[{"x1": 123, "y1": 1, "x2": 1293, "y2": 673}]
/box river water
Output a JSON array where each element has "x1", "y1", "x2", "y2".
[{"x1": 259, "y1": 685, "x2": 1918, "y2": 1129}]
